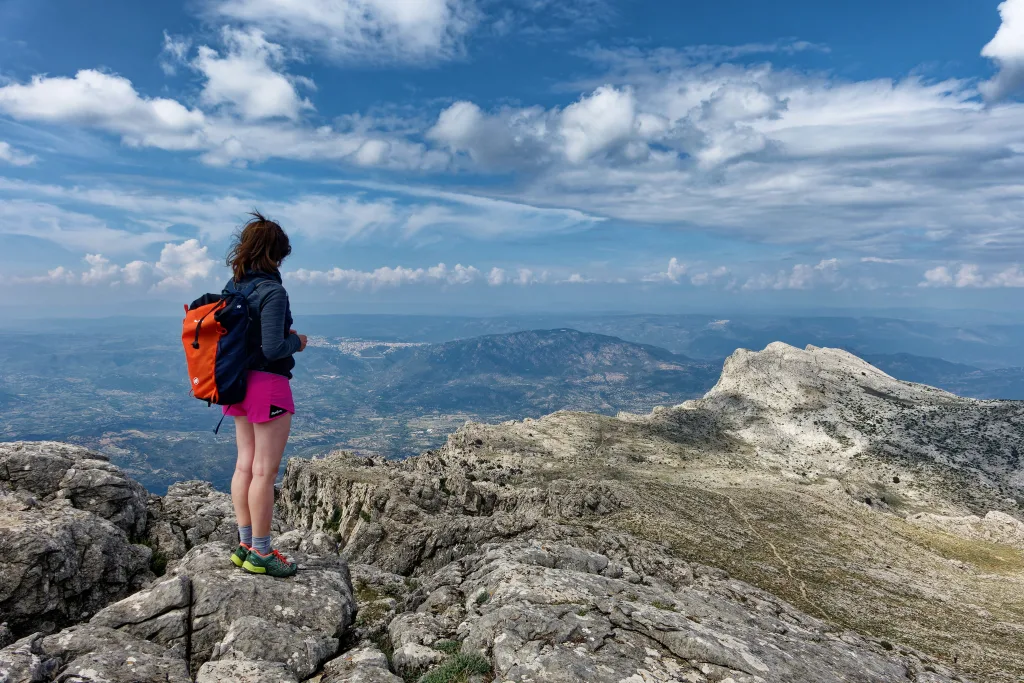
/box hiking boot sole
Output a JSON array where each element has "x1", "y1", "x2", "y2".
[{"x1": 242, "y1": 560, "x2": 267, "y2": 574}]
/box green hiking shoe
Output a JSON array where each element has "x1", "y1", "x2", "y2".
[
  {"x1": 242, "y1": 548, "x2": 298, "y2": 578},
  {"x1": 231, "y1": 543, "x2": 250, "y2": 568}
]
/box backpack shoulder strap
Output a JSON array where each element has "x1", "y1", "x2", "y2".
[{"x1": 225, "y1": 279, "x2": 263, "y2": 299}]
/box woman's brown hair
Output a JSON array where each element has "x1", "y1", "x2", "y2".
[{"x1": 227, "y1": 211, "x2": 292, "y2": 281}]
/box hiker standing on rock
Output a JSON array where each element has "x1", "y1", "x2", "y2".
[{"x1": 221, "y1": 212, "x2": 306, "y2": 578}]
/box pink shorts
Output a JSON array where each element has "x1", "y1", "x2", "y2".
[{"x1": 223, "y1": 371, "x2": 295, "y2": 423}]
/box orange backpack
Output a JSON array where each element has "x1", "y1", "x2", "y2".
[{"x1": 182, "y1": 281, "x2": 261, "y2": 412}]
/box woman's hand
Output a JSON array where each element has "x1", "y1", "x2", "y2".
[{"x1": 290, "y1": 329, "x2": 308, "y2": 352}]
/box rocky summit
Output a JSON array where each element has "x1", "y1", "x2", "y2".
[{"x1": 2, "y1": 343, "x2": 1024, "y2": 682}]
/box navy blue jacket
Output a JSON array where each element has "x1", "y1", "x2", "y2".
[{"x1": 225, "y1": 270, "x2": 301, "y2": 379}]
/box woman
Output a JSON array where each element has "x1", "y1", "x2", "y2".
[{"x1": 223, "y1": 212, "x2": 307, "y2": 578}]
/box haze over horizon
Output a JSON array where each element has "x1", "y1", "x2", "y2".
[{"x1": 2, "y1": 0, "x2": 1024, "y2": 317}]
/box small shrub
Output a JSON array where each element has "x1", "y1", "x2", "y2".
[
  {"x1": 325, "y1": 506, "x2": 343, "y2": 533},
  {"x1": 475, "y1": 591, "x2": 490, "y2": 606},
  {"x1": 360, "y1": 509, "x2": 371, "y2": 523},
  {"x1": 651, "y1": 600, "x2": 677, "y2": 612},
  {"x1": 419, "y1": 653, "x2": 492, "y2": 683},
  {"x1": 150, "y1": 550, "x2": 169, "y2": 577},
  {"x1": 370, "y1": 631, "x2": 394, "y2": 668}
]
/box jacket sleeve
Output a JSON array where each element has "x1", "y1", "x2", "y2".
[{"x1": 257, "y1": 286, "x2": 302, "y2": 361}]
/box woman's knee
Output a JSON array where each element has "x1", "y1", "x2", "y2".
[
  {"x1": 251, "y1": 461, "x2": 279, "y2": 480},
  {"x1": 234, "y1": 459, "x2": 253, "y2": 477}
]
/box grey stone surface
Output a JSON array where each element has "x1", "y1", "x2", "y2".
[
  {"x1": 211, "y1": 615, "x2": 338, "y2": 680},
  {"x1": 0, "y1": 494, "x2": 151, "y2": 635},
  {"x1": 87, "y1": 538, "x2": 355, "y2": 676},
  {"x1": 196, "y1": 658, "x2": 299, "y2": 683},
  {"x1": 0, "y1": 625, "x2": 190, "y2": 683},
  {"x1": 0, "y1": 442, "x2": 147, "y2": 537},
  {"x1": 319, "y1": 645, "x2": 402, "y2": 683},
  {"x1": 145, "y1": 480, "x2": 290, "y2": 567}
]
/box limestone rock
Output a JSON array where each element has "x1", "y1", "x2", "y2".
[
  {"x1": 0, "y1": 493, "x2": 151, "y2": 635},
  {"x1": 0, "y1": 441, "x2": 147, "y2": 537},
  {"x1": 908, "y1": 510, "x2": 1024, "y2": 549},
  {"x1": 91, "y1": 540, "x2": 355, "y2": 675},
  {"x1": 319, "y1": 645, "x2": 402, "y2": 683},
  {"x1": 196, "y1": 658, "x2": 299, "y2": 683},
  {"x1": 211, "y1": 615, "x2": 338, "y2": 680},
  {"x1": 0, "y1": 625, "x2": 190, "y2": 683},
  {"x1": 449, "y1": 540, "x2": 961, "y2": 683},
  {"x1": 0, "y1": 623, "x2": 13, "y2": 649},
  {"x1": 144, "y1": 481, "x2": 291, "y2": 568},
  {"x1": 388, "y1": 613, "x2": 445, "y2": 677},
  {"x1": 90, "y1": 575, "x2": 191, "y2": 658}
]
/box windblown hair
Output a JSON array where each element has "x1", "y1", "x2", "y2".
[{"x1": 227, "y1": 211, "x2": 292, "y2": 281}]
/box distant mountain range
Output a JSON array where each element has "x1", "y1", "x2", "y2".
[{"x1": 2, "y1": 318, "x2": 1023, "y2": 493}]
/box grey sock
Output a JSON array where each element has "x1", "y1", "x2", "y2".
[
  {"x1": 252, "y1": 535, "x2": 272, "y2": 555},
  {"x1": 238, "y1": 525, "x2": 252, "y2": 547}
]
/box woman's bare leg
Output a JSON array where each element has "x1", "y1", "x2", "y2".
[
  {"x1": 249, "y1": 413, "x2": 292, "y2": 539},
  {"x1": 231, "y1": 416, "x2": 256, "y2": 528}
]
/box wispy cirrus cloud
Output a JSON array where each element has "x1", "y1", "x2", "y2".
[
  {"x1": 0, "y1": 177, "x2": 602, "y2": 249},
  {"x1": 204, "y1": 0, "x2": 476, "y2": 63}
]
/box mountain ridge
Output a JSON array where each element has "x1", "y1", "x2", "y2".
[{"x1": 3, "y1": 342, "x2": 1024, "y2": 681}]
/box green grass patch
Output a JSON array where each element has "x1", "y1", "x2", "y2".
[
  {"x1": 419, "y1": 653, "x2": 492, "y2": 683},
  {"x1": 432, "y1": 639, "x2": 461, "y2": 656}
]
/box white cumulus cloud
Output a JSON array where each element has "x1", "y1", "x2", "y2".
[
  {"x1": 0, "y1": 141, "x2": 36, "y2": 166},
  {"x1": 0, "y1": 70, "x2": 206, "y2": 149},
  {"x1": 981, "y1": 0, "x2": 1024, "y2": 102},
  {"x1": 194, "y1": 27, "x2": 314, "y2": 121},
  {"x1": 920, "y1": 263, "x2": 1024, "y2": 288},
  {"x1": 7, "y1": 240, "x2": 218, "y2": 290},
  {"x1": 644, "y1": 257, "x2": 688, "y2": 283},
  {"x1": 744, "y1": 259, "x2": 841, "y2": 291}
]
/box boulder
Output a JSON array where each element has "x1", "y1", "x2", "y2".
[
  {"x1": 196, "y1": 658, "x2": 299, "y2": 683},
  {"x1": 211, "y1": 615, "x2": 338, "y2": 680},
  {"x1": 0, "y1": 494, "x2": 151, "y2": 635},
  {"x1": 89, "y1": 539, "x2": 356, "y2": 676},
  {"x1": 319, "y1": 645, "x2": 402, "y2": 683},
  {"x1": 0, "y1": 625, "x2": 190, "y2": 683},
  {"x1": 90, "y1": 575, "x2": 191, "y2": 658},
  {"x1": 0, "y1": 442, "x2": 147, "y2": 538},
  {"x1": 144, "y1": 480, "x2": 290, "y2": 567}
]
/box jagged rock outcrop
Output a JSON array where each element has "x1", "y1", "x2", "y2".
[
  {"x1": 445, "y1": 540, "x2": 961, "y2": 682},
  {"x1": 907, "y1": 510, "x2": 1024, "y2": 550},
  {"x1": 276, "y1": 343, "x2": 1024, "y2": 682},
  {"x1": 279, "y1": 451, "x2": 624, "y2": 575},
  {"x1": 90, "y1": 540, "x2": 356, "y2": 676},
  {"x1": 680, "y1": 343, "x2": 1024, "y2": 513},
  {"x1": 0, "y1": 443, "x2": 153, "y2": 635},
  {"x1": 0, "y1": 442, "x2": 148, "y2": 537},
  {"x1": 315, "y1": 645, "x2": 401, "y2": 683},
  {"x1": 5, "y1": 342, "x2": 1024, "y2": 682},
  {"x1": 0, "y1": 625, "x2": 191, "y2": 683}
]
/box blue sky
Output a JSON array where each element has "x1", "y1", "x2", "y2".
[{"x1": 1, "y1": 0, "x2": 1023, "y2": 316}]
